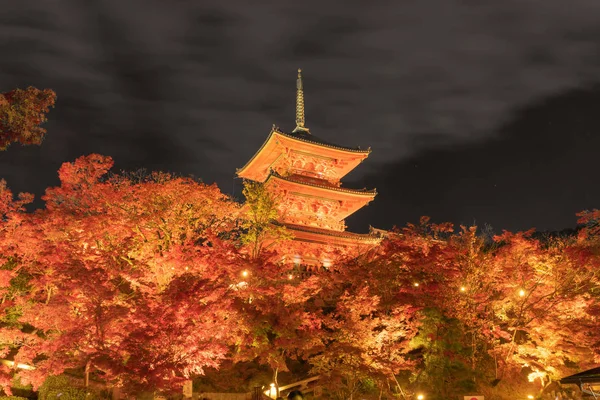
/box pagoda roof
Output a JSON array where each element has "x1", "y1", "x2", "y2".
[
  {"x1": 274, "y1": 126, "x2": 370, "y2": 154},
  {"x1": 237, "y1": 126, "x2": 371, "y2": 182},
  {"x1": 265, "y1": 171, "x2": 377, "y2": 198},
  {"x1": 283, "y1": 223, "x2": 384, "y2": 245}
]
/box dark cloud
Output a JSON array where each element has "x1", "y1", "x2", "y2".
[
  {"x1": 1, "y1": 0, "x2": 600, "y2": 229},
  {"x1": 347, "y1": 85, "x2": 600, "y2": 233}
]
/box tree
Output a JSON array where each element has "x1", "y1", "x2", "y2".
[
  {"x1": 409, "y1": 308, "x2": 478, "y2": 399},
  {"x1": 2, "y1": 159, "x2": 600, "y2": 400},
  {"x1": 307, "y1": 218, "x2": 456, "y2": 399},
  {"x1": 0, "y1": 87, "x2": 56, "y2": 150},
  {"x1": 232, "y1": 254, "x2": 326, "y2": 396},
  {"x1": 309, "y1": 286, "x2": 418, "y2": 400},
  {"x1": 240, "y1": 181, "x2": 290, "y2": 259},
  {"x1": 0, "y1": 180, "x2": 37, "y2": 394},
  {"x1": 479, "y1": 232, "x2": 598, "y2": 395},
  {"x1": 0, "y1": 155, "x2": 249, "y2": 393},
  {"x1": 320, "y1": 218, "x2": 600, "y2": 399},
  {"x1": 428, "y1": 226, "x2": 600, "y2": 399}
]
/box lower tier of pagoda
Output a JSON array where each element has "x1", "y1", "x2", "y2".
[
  {"x1": 284, "y1": 223, "x2": 383, "y2": 246},
  {"x1": 275, "y1": 223, "x2": 384, "y2": 267}
]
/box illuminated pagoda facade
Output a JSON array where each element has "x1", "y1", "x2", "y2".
[{"x1": 237, "y1": 69, "x2": 382, "y2": 266}]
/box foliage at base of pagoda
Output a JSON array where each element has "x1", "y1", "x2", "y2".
[{"x1": 0, "y1": 155, "x2": 598, "y2": 399}]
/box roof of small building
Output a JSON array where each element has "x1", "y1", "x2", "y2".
[{"x1": 561, "y1": 367, "x2": 600, "y2": 384}]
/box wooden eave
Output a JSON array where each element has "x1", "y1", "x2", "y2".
[
  {"x1": 266, "y1": 172, "x2": 375, "y2": 221},
  {"x1": 265, "y1": 172, "x2": 376, "y2": 200},
  {"x1": 285, "y1": 223, "x2": 383, "y2": 246},
  {"x1": 236, "y1": 127, "x2": 371, "y2": 182},
  {"x1": 273, "y1": 127, "x2": 370, "y2": 154}
]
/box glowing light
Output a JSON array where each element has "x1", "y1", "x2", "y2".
[
  {"x1": 528, "y1": 370, "x2": 547, "y2": 384},
  {"x1": 527, "y1": 396, "x2": 534, "y2": 399},
  {"x1": 0, "y1": 359, "x2": 35, "y2": 370},
  {"x1": 269, "y1": 383, "x2": 277, "y2": 398},
  {"x1": 417, "y1": 395, "x2": 424, "y2": 400},
  {"x1": 460, "y1": 286, "x2": 466, "y2": 292},
  {"x1": 414, "y1": 283, "x2": 419, "y2": 287},
  {"x1": 519, "y1": 289, "x2": 526, "y2": 297},
  {"x1": 242, "y1": 270, "x2": 249, "y2": 278},
  {"x1": 288, "y1": 274, "x2": 293, "y2": 280}
]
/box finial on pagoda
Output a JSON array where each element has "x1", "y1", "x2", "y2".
[{"x1": 293, "y1": 68, "x2": 309, "y2": 133}]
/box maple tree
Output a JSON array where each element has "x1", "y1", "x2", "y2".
[
  {"x1": 448, "y1": 230, "x2": 599, "y2": 398},
  {"x1": 0, "y1": 155, "x2": 249, "y2": 393},
  {"x1": 305, "y1": 219, "x2": 455, "y2": 399},
  {"x1": 308, "y1": 285, "x2": 417, "y2": 399},
  {"x1": 0, "y1": 87, "x2": 56, "y2": 150},
  {"x1": 393, "y1": 223, "x2": 600, "y2": 399},
  {"x1": 231, "y1": 254, "x2": 327, "y2": 396},
  {"x1": 306, "y1": 218, "x2": 600, "y2": 400},
  {"x1": 235, "y1": 181, "x2": 319, "y2": 396},
  {"x1": 0, "y1": 150, "x2": 599, "y2": 400},
  {"x1": 575, "y1": 209, "x2": 600, "y2": 359}
]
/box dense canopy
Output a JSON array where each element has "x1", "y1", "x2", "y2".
[{"x1": 0, "y1": 156, "x2": 598, "y2": 399}]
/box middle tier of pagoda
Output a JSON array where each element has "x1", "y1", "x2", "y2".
[{"x1": 264, "y1": 170, "x2": 376, "y2": 232}]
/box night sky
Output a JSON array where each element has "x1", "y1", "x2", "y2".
[{"x1": 2, "y1": 0, "x2": 600, "y2": 234}]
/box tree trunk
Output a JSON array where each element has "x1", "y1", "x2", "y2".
[
  {"x1": 392, "y1": 375, "x2": 407, "y2": 400},
  {"x1": 45, "y1": 286, "x2": 52, "y2": 305},
  {"x1": 273, "y1": 367, "x2": 279, "y2": 398},
  {"x1": 85, "y1": 360, "x2": 91, "y2": 388},
  {"x1": 494, "y1": 351, "x2": 498, "y2": 379},
  {"x1": 471, "y1": 331, "x2": 476, "y2": 383}
]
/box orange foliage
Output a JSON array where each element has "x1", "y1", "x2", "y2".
[
  {"x1": 0, "y1": 157, "x2": 599, "y2": 399},
  {"x1": 0, "y1": 87, "x2": 56, "y2": 150}
]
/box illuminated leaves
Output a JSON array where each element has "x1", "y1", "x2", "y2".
[
  {"x1": 0, "y1": 153, "x2": 599, "y2": 399},
  {"x1": 0, "y1": 87, "x2": 56, "y2": 150},
  {"x1": 240, "y1": 181, "x2": 291, "y2": 259},
  {"x1": 357, "y1": 219, "x2": 600, "y2": 397},
  {"x1": 421, "y1": 227, "x2": 600, "y2": 396},
  {"x1": 0, "y1": 155, "x2": 246, "y2": 392}
]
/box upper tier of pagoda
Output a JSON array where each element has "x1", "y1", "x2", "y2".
[
  {"x1": 237, "y1": 69, "x2": 371, "y2": 185},
  {"x1": 236, "y1": 125, "x2": 371, "y2": 184}
]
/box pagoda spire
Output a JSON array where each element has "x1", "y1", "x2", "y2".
[{"x1": 293, "y1": 68, "x2": 309, "y2": 133}]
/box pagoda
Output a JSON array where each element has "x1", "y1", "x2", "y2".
[{"x1": 237, "y1": 69, "x2": 382, "y2": 266}]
